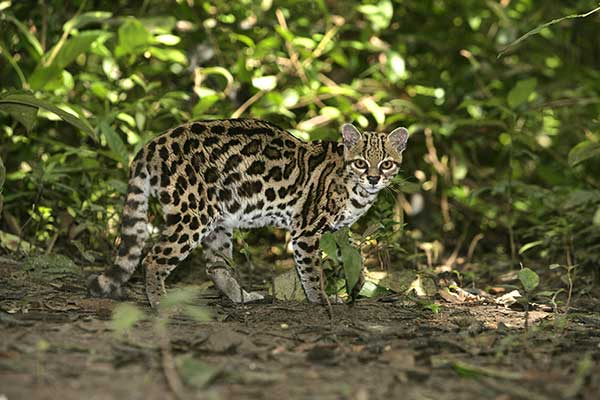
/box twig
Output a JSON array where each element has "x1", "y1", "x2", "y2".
[
  {"x1": 302, "y1": 18, "x2": 343, "y2": 67},
  {"x1": 275, "y1": 9, "x2": 308, "y2": 85},
  {"x1": 498, "y1": 4, "x2": 600, "y2": 58},
  {"x1": 275, "y1": 8, "x2": 325, "y2": 108},
  {"x1": 44, "y1": 1, "x2": 87, "y2": 66},
  {"x1": 481, "y1": 377, "x2": 547, "y2": 400},
  {"x1": 441, "y1": 229, "x2": 468, "y2": 270},
  {"x1": 230, "y1": 90, "x2": 265, "y2": 118},
  {"x1": 466, "y1": 233, "x2": 484, "y2": 262},
  {"x1": 157, "y1": 320, "x2": 186, "y2": 400}
]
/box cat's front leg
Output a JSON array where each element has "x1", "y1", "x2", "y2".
[{"x1": 290, "y1": 235, "x2": 327, "y2": 303}]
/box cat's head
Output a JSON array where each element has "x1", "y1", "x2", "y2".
[{"x1": 342, "y1": 123, "x2": 409, "y2": 194}]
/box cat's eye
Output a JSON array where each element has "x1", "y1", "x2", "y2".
[
  {"x1": 380, "y1": 160, "x2": 395, "y2": 170},
  {"x1": 353, "y1": 159, "x2": 368, "y2": 169}
]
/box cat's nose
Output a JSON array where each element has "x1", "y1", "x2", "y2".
[{"x1": 367, "y1": 175, "x2": 380, "y2": 185}]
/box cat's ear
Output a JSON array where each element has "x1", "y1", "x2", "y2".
[
  {"x1": 388, "y1": 127, "x2": 409, "y2": 152},
  {"x1": 342, "y1": 123, "x2": 362, "y2": 148}
]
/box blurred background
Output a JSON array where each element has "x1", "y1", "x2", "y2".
[{"x1": 1, "y1": 0, "x2": 599, "y2": 299}]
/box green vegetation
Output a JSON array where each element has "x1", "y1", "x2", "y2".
[{"x1": 1, "y1": 0, "x2": 599, "y2": 304}]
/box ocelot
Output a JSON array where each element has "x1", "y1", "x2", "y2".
[{"x1": 87, "y1": 118, "x2": 409, "y2": 307}]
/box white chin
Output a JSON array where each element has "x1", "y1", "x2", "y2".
[{"x1": 363, "y1": 186, "x2": 382, "y2": 194}]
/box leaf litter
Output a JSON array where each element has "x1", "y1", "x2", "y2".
[{"x1": 0, "y1": 258, "x2": 599, "y2": 400}]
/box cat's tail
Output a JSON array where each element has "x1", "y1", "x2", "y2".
[{"x1": 87, "y1": 155, "x2": 150, "y2": 299}]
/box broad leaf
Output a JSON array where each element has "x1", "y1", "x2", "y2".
[
  {"x1": 340, "y1": 244, "x2": 362, "y2": 292},
  {"x1": 518, "y1": 267, "x2": 540, "y2": 293},
  {"x1": 252, "y1": 75, "x2": 277, "y2": 91},
  {"x1": 518, "y1": 240, "x2": 543, "y2": 255},
  {"x1": 99, "y1": 120, "x2": 129, "y2": 165},
  {"x1": 52, "y1": 31, "x2": 105, "y2": 69},
  {"x1": 568, "y1": 140, "x2": 600, "y2": 167},
  {"x1": 593, "y1": 206, "x2": 600, "y2": 226},
  {"x1": 30, "y1": 31, "x2": 106, "y2": 89},
  {"x1": 507, "y1": 78, "x2": 537, "y2": 109},
  {"x1": 115, "y1": 17, "x2": 152, "y2": 57},
  {"x1": 0, "y1": 92, "x2": 96, "y2": 139},
  {"x1": 159, "y1": 286, "x2": 203, "y2": 310},
  {"x1": 320, "y1": 232, "x2": 339, "y2": 263},
  {"x1": 111, "y1": 303, "x2": 145, "y2": 336},
  {"x1": 0, "y1": 102, "x2": 37, "y2": 132},
  {"x1": 62, "y1": 11, "x2": 112, "y2": 32}
]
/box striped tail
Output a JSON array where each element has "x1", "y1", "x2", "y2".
[{"x1": 87, "y1": 158, "x2": 150, "y2": 299}]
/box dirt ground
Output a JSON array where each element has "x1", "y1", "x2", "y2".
[{"x1": 1, "y1": 257, "x2": 599, "y2": 400}]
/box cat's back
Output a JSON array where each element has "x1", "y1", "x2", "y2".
[{"x1": 138, "y1": 118, "x2": 303, "y2": 170}]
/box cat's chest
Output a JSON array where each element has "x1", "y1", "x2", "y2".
[{"x1": 333, "y1": 189, "x2": 377, "y2": 229}]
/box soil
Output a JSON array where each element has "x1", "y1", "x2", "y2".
[{"x1": 1, "y1": 257, "x2": 599, "y2": 400}]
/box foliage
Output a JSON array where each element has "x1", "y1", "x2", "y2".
[
  {"x1": 321, "y1": 228, "x2": 363, "y2": 295},
  {"x1": 1, "y1": 0, "x2": 600, "y2": 297}
]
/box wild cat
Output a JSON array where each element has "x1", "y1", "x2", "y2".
[{"x1": 88, "y1": 119, "x2": 408, "y2": 307}]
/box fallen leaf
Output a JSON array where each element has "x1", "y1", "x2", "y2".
[
  {"x1": 495, "y1": 290, "x2": 522, "y2": 307},
  {"x1": 272, "y1": 269, "x2": 306, "y2": 301}
]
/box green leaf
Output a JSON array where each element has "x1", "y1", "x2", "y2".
[
  {"x1": 115, "y1": 17, "x2": 152, "y2": 57},
  {"x1": 564, "y1": 190, "x2": 599, "y2": 209},
  {"x1": 357, "y1": 0, "x2": 393, "y2": 30},
  {"x1": 518, "y1": 240, "x2": 544, "y2": 255},
  {"x1": 0, "y1": 101, "x2": 37, "y2": 132},
  {"x1": 30, "y1": 31, "x2": 107, "y2": 89},
  {"x1": 568, "y1": 140, "x2": 600, "y2": 167},
  {"x1": 358, "y1": 280, "x2": 389, "y2": 298},
  {"x1": 252, "y1": 75, "x2": 277, "y2": 91},
  {"x1": 320, "y1": 232, "x2": 339, "y2": 263},
  {"x1": 192, "y1": 94, "x2": 220, "y2": 117},
  {"x1": 111, "y1": 303, "x2": 145, "y2": 336},
  {"x1": 0, "y1": 92, "x2": 96, "y2": 139},
  {"x1": 340, "y1": 244, "x2": 362, "y2": 292},
  {"x1": 593, "y1": 206, "x2": 600, "y2": 226},
  {"x1": 0, "y1": 156, "x2": 5, "y2": 193},
  {"x1": 177, "y1": 356, "x2": 220, "y2": 388},
  {"x1": 154, "y1": 34, "x2": 181, "y2": 46},
  {"x1": 63, "y1": 11, "x2": 112, "y2": 31},
  {"x1": 183, "y1": 305, "x2": 212, "y2": 322},
  {"x1": 148, "y1": 46, "x2": 187, "y2": 64},
  {"x1": 159, "y1": 286, "x2": 203, "y2": 310},
  {"x1": 28, "y1": 65, "x2": 62, "y2": 90},
  {"x1": 518, "y1": 267, "x2": 540, "y2": 293},
  {"x1": 52, "y1": 31, "x2": 104, "y2": 69},
  {"x1": 507, "y1": 78, "x2": 537, "y2": 109},
  {"x1": 332, "y1": 228, "x2": 350, "y2": 247},
  {"x1": 99, "y1": 120, "x2": 129, "y2": 165},
  {"x1": 362, "y1": 97, "x2": 385, "y2": 125}
]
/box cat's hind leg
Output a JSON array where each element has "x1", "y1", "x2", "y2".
[{"x1": 202, "y1": 225, "x2": 264, "y2": 303}]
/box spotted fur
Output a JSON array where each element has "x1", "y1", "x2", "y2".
[{"x1": 88, "y1": 119, "x2": 408, "y2": 307}]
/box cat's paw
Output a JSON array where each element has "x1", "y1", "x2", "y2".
[
  {"x1": 87, "y1": 273, "x2": 126, "y2": 300},
  {"x1": 306, "y1": 292, "x2": 345, "y2": 304},
  {"x1": 327, "y1": 294, "x2": 345, "y2": 304},
  {"x1": 228, "y1": 290, "x2": 266, "y2": 304},
  {"x1": 241, "y1": 291, "x2": 266, "y2": 303}
]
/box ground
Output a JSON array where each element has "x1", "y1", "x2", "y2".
[{"x1": 0, "y1": 256, "x2": 599, "y2": 400}]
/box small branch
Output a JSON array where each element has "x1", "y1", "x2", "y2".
[
  {"x1": 498, "y1": 4, "x2": 600, "y2": 58},
  {"x1": 230, "y1": 90, "x2": 265, "y2": 118},
  {"x1": 157, "y1": 320, "x2": 186, "y2": 400}
]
